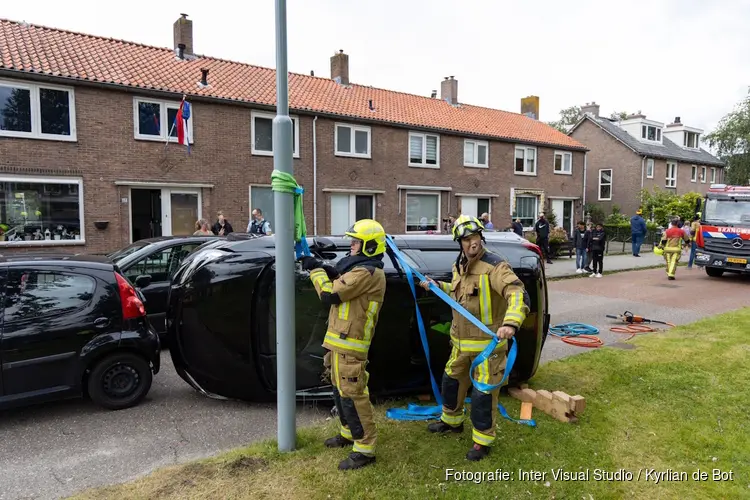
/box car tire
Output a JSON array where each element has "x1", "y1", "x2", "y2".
[
  {"x1": 87, "y1": 352, "x2": 153, "y2": 410},
  {"x1": 705, "y1": 267, "x2": 724, "y2": 278}
]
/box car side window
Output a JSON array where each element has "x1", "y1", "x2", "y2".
[
  {"x1": 408, "y1": 250, "x2": 457, "y2": 273},
  {"x1": 316, "y1": 250, "x2": 419, "y2": 271},
  {"x1": 126, "y1": 247, "x2": 174, "y2": 283},
  {"x1": 4, "y1": 270, "x2": 95, "y2": 323},
  {"x1": 168, "y1": 244, "x2": 201, "y2": 277}
]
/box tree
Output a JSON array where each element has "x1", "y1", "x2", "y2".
[
  {"x1": 610, "y1": 111, "x2": 630, "y2": 121},
  {"x1": 705, "y1": 89, "x2": 750, "y2": 186},
  {"x1": 547, "y1": 106, "x2": 582, "y2": 133}
]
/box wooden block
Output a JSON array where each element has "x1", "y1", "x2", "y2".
[
  {"x1": 535, "y1": 390, "x2": 554, "y2": 414},
  {"x1": 509, "y1": 387, "x2": 536, "y2": 402},
  {"x1": 520, "y1": 383, "x2": 529, "y2": 389},
  {"x1": 552, "y1": 391, "x2": 571, "y2": 406},
  {"x1": 520, "y1": 401, "x2": 533, "y2": 420},
  {"x1": 551, "y1": 392, "x2": 576, "y2": 423},
  {"x1": 417, "y1": 394, "x2": 432, "y2": 401},
  {"x1": 570, "y1": 395, "x2": 586, "y2": 414}
]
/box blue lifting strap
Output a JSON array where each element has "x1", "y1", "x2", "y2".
[{"x1": 384, "y1": 236, "x2": 536, "y2": 427}]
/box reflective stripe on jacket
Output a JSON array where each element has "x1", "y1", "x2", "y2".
[
  {"x1": 309, "y1": 265, "x2": 386, "y2": 359},
  {"x1": 436, "y1": 248, "x2": 530, "y2": 349}
]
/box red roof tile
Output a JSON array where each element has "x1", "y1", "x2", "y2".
[{"x1": 0, "y1": 18, "x2": 586, "y2": 150}]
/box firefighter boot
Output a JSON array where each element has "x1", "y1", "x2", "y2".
[
  {"x1": 428, "y1": 421, "x2": 465, "y2": 433},
  {"x1": 324, "y1": 435, "x2": 353, "y2": 448},
  {"x1": 466, "y1": 443, "x2": 491, "y2": 461},
  {"x1": 338, "y1": 452, "x2": 376, "y2": 471}
]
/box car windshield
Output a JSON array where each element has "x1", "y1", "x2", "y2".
[
  {"x1": 704, "y1": 199, "x2": 750, "y2": 225},
  {"x1": 107, "y1": 241, "x2": 152, "y2": 263}
]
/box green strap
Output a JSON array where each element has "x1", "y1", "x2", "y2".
[{"x1": 270, "y1": 170, "x2": 307, "y2": 246}]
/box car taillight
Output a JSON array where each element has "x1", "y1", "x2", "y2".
[
  {"x1": 115, "y1": 273, "x2": 146, "y2": 320},
  {"x1": 522, "y1": 241, "x2": 544, "y2": 260}
]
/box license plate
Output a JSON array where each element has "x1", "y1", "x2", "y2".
[{"x1": 727, "y1": 257, "x2": 748, "y2": 264}]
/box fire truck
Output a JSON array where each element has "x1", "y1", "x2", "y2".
[{"x1": 693, "y1": 184, "x2": 750, "y2": 277}]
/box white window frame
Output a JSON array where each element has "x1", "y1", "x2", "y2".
[
  {"x1": 133, "y1": 97, "x2": 193, "y2": 143},
  {"x1": 701, "y1": 166, "x2": 707, "y2": 183},
  {"x1": 463, "y1": 139, "x2": 489, "y2": 168},
  {"x1": 0, "y1": 174, "x2": 85, "y2": 246},
  {"x1": 251, "y1": 110, "x2": 300, "y2": 158},
  {"x1": 646, "y1": 158, "x2": 654, "y2": 179},
  {"x1": 408, "y1": 132, "x2": 440, "y2": 168},
  {"x1": 691, "y1": 165, "x2": 697, "y2": 183},
  {"x1": 334, "y1": 122, "x2": 371, "y2": 158},
  {"x1": 553, "y1": 150, "x2": 573, "y2": 175},
  {"x1": 459, "y1": 196, "x2": 492, "y2": 218},
  {"x1": 666, "y1": 162, "x2": 677, "y2": 188},
  {"x1": 640, "y1": 124, "x2": 662, "y2": 142},
  {"x1": 710, "y1": 167, "x2": 716, "y2": 183},
  {"x1": 684, "y1": 131, "x2": 700, "y2": 149},
  {"x1": 0, "y1": 78, "x2": 77, "y2": 142},
  {"x1": 330, "y1": 193, "x2": 376, "y2": 234},
  {"x1": 514, "y1": 145, "x2": 537, "y2": 176},
  {"x1": 404, "y1": 191, "x2": 441, "y2": 233},
  {"x1": 514, "y1": 194, "x2": 540, "y2": 231},
  {"x1": 598, "y1": 169, "x2": 612, "y2": 201}
]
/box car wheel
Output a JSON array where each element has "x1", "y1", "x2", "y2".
[
  {"x1": 87, "y1": 352, "x2": 153, "y2": 410},
  {"x1": 705, "y1": 267, "x2": 724, "y2": 278}
]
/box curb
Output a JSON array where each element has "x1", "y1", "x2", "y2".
[{"x1": 547, "y1": 263, "x2": 687, "y2": 281}]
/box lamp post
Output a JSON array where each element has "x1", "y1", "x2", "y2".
[{"x1": 273, "y1": 0, "x2": 296, "y2": 453}]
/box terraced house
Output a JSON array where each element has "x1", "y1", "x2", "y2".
[
  {"x1": 570, "y1": 103, "x2": 725, "y2": 216},
  {"x1": 0, "y1": 15, "x2": 588, "y2": 254}
]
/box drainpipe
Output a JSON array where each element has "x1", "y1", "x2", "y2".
[
  {"x1": 313, "y1": 116, "x2": 318, "y2": 235},
  {"x1": 640, "y1": 156, "x2": 645, "y2": 191},
  {"x1": 582, "y1": 151, "x2": 588, "y2": 221}
]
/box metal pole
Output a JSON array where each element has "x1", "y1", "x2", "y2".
[{"x1": 274, "y1": 0, "x2": 296, "y2": 452}]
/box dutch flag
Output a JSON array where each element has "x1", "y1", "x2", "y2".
[{"x1": 175, "y1": 100, "x2": 191, "y2": 154}]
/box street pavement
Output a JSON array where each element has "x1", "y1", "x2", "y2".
[
  {"x1": 1, "y1": 266, "x2": 747, "y2": 500},
  {"x1": 544, "y1": 251, "x2": 664, "y2": 278}
]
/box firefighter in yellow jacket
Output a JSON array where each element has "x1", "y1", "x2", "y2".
[
  {"x1": 419, "y1": 215, "x2": 530, "y2": 461},
  {"x1": 299, "y1": 219, "x2": 387, "y2": 470},
  {"x1": 656, "y1": 217, "x2": 691, "y2": 280}
]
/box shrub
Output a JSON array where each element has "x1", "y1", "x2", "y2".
[
  {"x1": 584, "y1": 203, "x2": 607, "y2": 225},
  {"x1": 549, "y1": 227, "x2": 568, "y2": 244}
]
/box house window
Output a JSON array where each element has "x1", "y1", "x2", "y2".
[
  {"x1": 710, "y1": 167, "x2": 716, "y2": 183},
  {"x1": 409, "y1": 132, "x2": 440, "y2": 167},
  {"x1": 666, "y1": 162, "x2": 677, "y2": 188},
  {"x1": 0, "y1": 176, "x2": 85, "y2": 245},
  {"x1": 514, "y1": 195, "x2": 539, "y2": 229},
  {"x1": 641, "y1": 125, "x2": 661, "y2": 142},
  {"x1": 598, "y1": 169, "x2": 612, "y2": 201},
  {"x1": 464, "y1": 140, "x2": 488, "y2": 168},
  {"x1": 701, "y1": 166, "x2": 707, "y2": 183},
  {"x1": 684, "y1": 132, "x2": 700, "y2": 148},
  {"x1": 554, "y1": 151, "x2": 572, "y2": 174},
  {"x1": 330, "y1": 194, "x2": 375, "y2": 234},
  {"x1": 405, "y1": 192, "x2": 439, "y2": 232},
  {"x1": 0, "y1": 79, "x2": 76, "y2": 141},
  {"x1": 646, "y1": 158, "x2": 654, "y2": 178},
  {"x1": 133, "y1": 97, "x2": 193, "y2": 143},
  {"x1": 248, "y1": 185, "x2": 275, "y2": 230},
  {"x1": 691, "y1": 165, "x2": 698, "y2": 182},
  {"x1": 251, "y1": 110, "x2": 299, "y2": 157},
  {"x1": 335, "y1": 123, "x2": 371, "y2": 158},
  {"x1": 514, "y1": 146, "x2": 537, "y2": 175}
]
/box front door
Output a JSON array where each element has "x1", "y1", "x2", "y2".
[
  {"x1": 131, "y1": 188, "x2": 201, "y2": 242},
  {"x1": 551, "y1": 200, "x2": 574, "y2": 237},
  {"x1": 330, "y1": 194, "x2": 375, "y2": 235}
]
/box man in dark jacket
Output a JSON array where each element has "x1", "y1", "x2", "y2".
[
  {"x1": 589, "y1": 223, "x2": 606, "y2": 278},
  {"x1": 511, "y1": 218, "x2": 524, "y2": 237},
  {"x1": 212, "y1": 210, "x2": 234, "y2": 236},
  {"x1": 573, "y1": 221, "x2": 591, "y2": 273},
  {"x1": 534, "y1": 213, "x2": 553, "y2": 264},
  {"x1": 630, "y1": 210, "x2": 647, "y2": 257}
]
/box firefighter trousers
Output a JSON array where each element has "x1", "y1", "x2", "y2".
[
  {"x1": 325, "y1": 350, "x2": 376, "y2": 456},
  {"x1": 663, "y1": 249, "x2": 681, "y2": 278},
  {"x1": 439, "y1": 344, "x2": 507, "y2": 447}
]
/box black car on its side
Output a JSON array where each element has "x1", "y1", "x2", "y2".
[
  {"x1": 106, "y1": 236, "x2": 218, "y2": 338},
  {"x1": 166, "y1": 232, "x2": 550, "y2": 402},
  {"x1": 0, "y1": 254, "x2": 160, "y2": 411}
]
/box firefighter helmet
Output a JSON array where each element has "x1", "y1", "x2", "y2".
[
  {"x1": 344, "y1": 219, "x2": 386, "y2": 257},
  {"x1": 452, "y1": 215, "x2": 485, "y2": 241},
  {"x1": 654, "y1": 246, "x2": 664, "y2": 256}
]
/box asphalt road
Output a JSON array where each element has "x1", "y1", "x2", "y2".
[{"x1": 1, "y1": 267, "x2": 747, "y2": 500}]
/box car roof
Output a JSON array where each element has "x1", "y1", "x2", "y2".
[{"x1": 0, "y1": 252, "x2": 116, "y2": 270}]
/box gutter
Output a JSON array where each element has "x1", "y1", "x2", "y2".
[{"x1": 313, "y1": 115, "x2": 318, "y2": 235}]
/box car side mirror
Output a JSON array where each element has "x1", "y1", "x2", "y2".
[{"x1": 135, "y1": 274, "x2": 152, "y2": 288}]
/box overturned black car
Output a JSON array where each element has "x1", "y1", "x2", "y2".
[{"x1": 165, "y1": 232, "x2": 550, "y2": 402}]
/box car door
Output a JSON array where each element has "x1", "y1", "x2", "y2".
[
  {"x1": 0, "y1": 266, "x2": 104, "y2": 399},
  {"x1": 0, "y1": 267, "x2": 5, "y2": 398},
  {"x1": 124, "y1": 243, "x2": 202, "y2": 334}
]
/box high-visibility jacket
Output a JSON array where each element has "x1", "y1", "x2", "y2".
[
  {"x1": 661, "y1": 226, "x2": 690, "y2": 252},
  {"x1": 690, "y1": 220, "x2": 700, "y2": 242},
  {"x1": 435, "y1": 248, "x2": 530, "y2": 353},
  {"x1": 310, "y1": 264, "x2": 386, "y2": 360}
]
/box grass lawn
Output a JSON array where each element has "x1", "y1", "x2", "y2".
[{"x1": 72, "y1": 308, "x2": 750, "y2": 500}]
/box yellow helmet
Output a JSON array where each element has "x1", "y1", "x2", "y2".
[
  {"x1": 654, "y1": 246, "x2": 664, "y2": 256},
  {"x1": 452, "y1": 214, "x2": 485, "y2": 241},
  {"x1": 344, "y1": 219, "x2": 386, "y2": 257}
]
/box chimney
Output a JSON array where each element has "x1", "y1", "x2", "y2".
[
  {"x1": 581, "y1": 101, "x2": 600, "y2": 118},
  {"x1": 174, "y1": 14, "x2": 193, "y2": 57},
  {"x1": 430, "y1": 90, "x2": 437, "y2": 98},
  {"x1": 330, "y1": 50, "x2": 349, "y2": 85},
  {"x1": 200, "y1": 68, "x2": 209, "y2": 86},
  {"x1": 521, "y1": 96, "x2": 540, "y2": 120},
  {"x1": 441, "y1": 76, "x2": 458, "y2": 105}
]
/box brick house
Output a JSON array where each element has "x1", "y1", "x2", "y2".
[
  {"x1": 0, "y1": 15, "x2": 587, "y2": 255},
  {"x1": 569, "y1": 103, "x2": 725, "y2": 217}
]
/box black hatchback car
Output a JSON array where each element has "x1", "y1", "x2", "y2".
[
  {"x1": 166, "y1": 232, "x2": 550, "y2": 403},
  {"x1": 0, "y1": 254, "x2": 160, "y2": 411}
]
